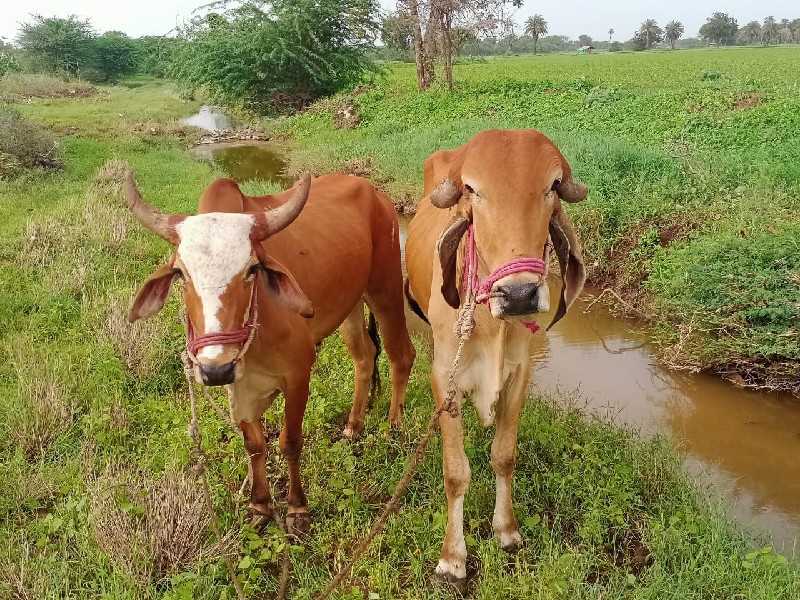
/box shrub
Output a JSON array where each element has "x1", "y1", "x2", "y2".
[
  {"x1": 17, "y1": 14, "x2": 96, "y2": 77},
  {"x1": 91, "y1": 31, "x2": 140, "y2": 82},
  {"x1": 173, "y1": 0, "x2": 380, "y2": 109},
  {"x1": 0, "y1": 106, "x2": 61, "y2": 177}
]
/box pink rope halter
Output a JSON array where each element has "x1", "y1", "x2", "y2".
[
  {"x1": 186, "y1": 282, "x2": 258, "y2": 358},
  {"x1": 464, "y1": 225, "x2": 547, "y2": 334}
]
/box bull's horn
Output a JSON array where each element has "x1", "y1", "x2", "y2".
[
  {"x1": 124, "y1": 170, "x2": 181, "y2": 244},
  {"x1": 430, "y1": 178, "x2": 462, "y2": 208},
  {"x1": 254, "y1": 172, "x2": 312, "y2": 240},
  {"x1": 555, "y1": 176, "x2": 589, "y2": 203}
]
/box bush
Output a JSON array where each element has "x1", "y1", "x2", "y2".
[
  {"x1": 173, "y1": 0, "x2": 380, "y2": 109},
  {"x1": 17, "y1": 14, "x2": 96, "y2": 77},
  {"x1": 91, "y1": 31, "x2": 139, "y2": 82},
  {"x1": 0, "y1": 106, "x2": 61, "y2": 177},
  {"x1": 608, "y1": 41, "x2": 623, "y2": 52}
]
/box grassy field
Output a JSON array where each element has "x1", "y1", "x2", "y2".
[
  {"x1": 1, "y1": 67, "x2": 799, "y2": 598},
  {"x1": 279, "y1": 47, "x2": 800, "y2": 393}
]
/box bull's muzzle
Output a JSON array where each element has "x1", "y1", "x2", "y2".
[
  {"x1": 495, "y1": 282, "x2": 542, "y2": 316},
  {"x1": 198, "y1": 361, "x2": 236, "y2": 386}
]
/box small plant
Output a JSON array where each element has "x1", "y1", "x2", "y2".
[
  {"x1": 0, "y1": 106, "x2": 61, "y2": 176},
  {"x1": 701, "y1": 70, "x2": 723, "y2": 80},
  {"x1": 585, "y1": 86, "x2": 621, "y2": 108}
]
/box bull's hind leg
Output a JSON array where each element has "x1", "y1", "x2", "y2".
[
  {"x1": 339, "y1": 300, "x2": 378, "y2": 439},
  {"x1": 365, "y1": 293, "x2": 415, "y2": 430}
]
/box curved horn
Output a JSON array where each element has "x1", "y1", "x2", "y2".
[
  {"x1": 254, "y1": 172, "x2": 312, "y2": 240},
  {"x1": 124, "y1": 171, "x2": 181, "y2": 244},
  {"x1": 430, "y1": 178, "x2": 462, "y2": 208},
  {"x1": 555, "y1": 176, "x2": 589, "y2": 203}
]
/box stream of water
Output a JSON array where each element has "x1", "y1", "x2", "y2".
[{"x1": 183, "y1": 107, "x2": 800, "y2": 552}]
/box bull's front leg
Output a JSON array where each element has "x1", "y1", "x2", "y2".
[
  {"x1": 240, "y1": 420, "x2": 272, "y2": 516},
  {"x1": 281, "y1": 378, "x2": 310, "y2": 536},
  {"x1": 491, "y1": 364, "x2": 527, "y2": 552},
  {"x1": 432, "y1": 359, "x2": 471, "y2": 587}
]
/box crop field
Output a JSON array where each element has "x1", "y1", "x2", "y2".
[
  {"x1": 283, "y1": 47, "x2": 800, "y2": 392},
  {"x1": 0, "y1": 49, "x2": 799, "y2": 599}
]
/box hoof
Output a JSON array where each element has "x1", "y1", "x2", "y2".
[
  {"x1": 496, "y1": 530, "x2": 523, "y2": 553},
  {"x1": 246, "y1": 503, "x2": 273, "y2": 531},
  {"x1": 434, "y1": 559, "x2": 467, "y2": 593},
  {"x1": 285, "y1": 510, "x2": 311, "y2": 537},
  {"x1": 342, "y1": 421, "x2": 364, "y2": 440}
]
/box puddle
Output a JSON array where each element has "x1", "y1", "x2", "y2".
[
  {"x1": 398, "y1": 217, "x2": 800, "y2": 551},
  {"x1": 191, "y1": 141, "x2": 292, "y2": 186}
]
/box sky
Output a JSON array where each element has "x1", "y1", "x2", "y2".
[{"x1": 2, "y1": 1, "x2": 797, "y2": 44}]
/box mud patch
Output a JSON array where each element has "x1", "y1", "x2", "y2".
[{"x1": 733, "y1": 93, "x2": 761, "y2": 110}]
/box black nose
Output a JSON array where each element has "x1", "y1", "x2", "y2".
[
  {"x1": 496, "y1": 283, "x2": 540, "y2": 315},
  {"x1": 198, "y1": 362, "x2": 235, "y2": 386}
]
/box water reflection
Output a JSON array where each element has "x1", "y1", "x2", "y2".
[
  {"x1": 181, "y1": 106, "x2": 237, "y2": 132},
  {"x1": 398, "y1": 216, "x2": 800, "y2": 550},
  {"x1": 191, "y1": 142, "x2": 292, "y2": 186}
]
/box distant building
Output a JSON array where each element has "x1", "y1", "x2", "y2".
[{"x1": 578, "y1": 45, "x2": 595, "y2": 54}]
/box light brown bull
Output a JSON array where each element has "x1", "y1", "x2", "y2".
[
  {"x1": 125, "y1": 171, "x2": 415, "y2": 531},
  {"x1": 405, "y1": 129, "x2": 587, "y2": 585}
]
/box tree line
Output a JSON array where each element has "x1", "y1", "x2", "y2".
[{"x1": 2, "y1": 3, "x2": 799, "y2": 108}]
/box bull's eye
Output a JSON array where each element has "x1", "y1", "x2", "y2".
[
  {"x1": 172, "y1": 268, "x2": 185, "y2": 281},
  {"x1": 551, "y1": 179, "x2": 561, "y2": 192},
  {"x1": 245, "y1": 264, "x2": 261, "y2": 279},
  {"x1": 464, "y1": 184, "x2": 474, "y2": 195}
]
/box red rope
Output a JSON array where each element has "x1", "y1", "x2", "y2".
[
  {"x1": 464, "y1": 225, "x2": 546, "y2": 333},
  {"x1": 186, "y1": 282, "x2": 258, "y2": 356}
]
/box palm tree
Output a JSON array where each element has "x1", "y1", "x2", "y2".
[
  {"x1": 762, "y1": 16, "x2": 778, "y2": 44},
  {"x1": 524, "y1": 15, "x2": 548, "y2": 55},
  {"x1": 664, "y1": 20, "x2": 684, "y2": 49},
  {"x1": 639, "y1": 19, "x2": 660, "y2": 50},
  {"x1": 608, "y1": 28, "x2": 614, "y2": 43},
  {"x1": 741, "y1": 21, "x2": 761, "y2": 45}
]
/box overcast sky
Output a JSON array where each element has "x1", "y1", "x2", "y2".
[{"x1": 2, "y1": 1, "x2": 797, "y2": 44}]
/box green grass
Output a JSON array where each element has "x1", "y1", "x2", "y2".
[
  {"x1": 278, "y1": 47, "x2": 800, "y2": 392},
  {"x1": 1, "y1": 72, "x2": 799, "y2": 598}
]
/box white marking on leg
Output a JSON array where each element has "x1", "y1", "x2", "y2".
[{"x1": 436, "y1": 496, "x2": 467, "y2": 580}]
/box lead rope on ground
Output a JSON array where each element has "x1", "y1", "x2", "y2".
[{"x1": 313, "y1": 296, "x2": 477, "y2": 600}]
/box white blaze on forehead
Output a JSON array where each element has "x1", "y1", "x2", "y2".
[{"x1": 176, "y1": 213, "x2": 255, "y2": 352}]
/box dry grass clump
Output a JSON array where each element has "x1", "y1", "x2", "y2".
[
  {"x1": 0, "y1": 106, "x2": 61, "y2": 177},
  {"x1": 87, "y1": 463, "x2": 231, "y2": 581},
  {"x1": 21, "y1": 216, "x2": 71, "y2": 268},
  {"x1": 10, "y1": 374, "x2": 74, "y2": 461},
  {"x1": 89, "y1": 159, "x2": 131, "y2": 251},
  {"x1": 101, "y1": 297, "x2": 169, "y2": 376}
]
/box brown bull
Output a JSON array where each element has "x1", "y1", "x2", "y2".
[
  {"x1": 405, "y1": 129, "x2": 587, "y2": 585},
  {"x1": 125, "y1": 171, "x2": 415, "y2": 530}
]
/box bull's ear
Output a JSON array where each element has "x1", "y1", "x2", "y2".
[
  {"x1": 546, "y1": 209, "x2": 586, "y2": 330},
  {"x1": 255, "y1": 246, "x2": 314, "y2": 318},
  {"x1": 437, "y1": 217, "x2": 470, "y2": 310},
  {"x1": 129, "y1": 257, "x2": 179, "y2": 322}
]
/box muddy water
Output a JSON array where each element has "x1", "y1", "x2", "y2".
[
  {"x1": 398, "y1": 219, "x2": 800, "y2": 551},
  {"x1": 191, "y1": 142, "x2": 293, "y2": 186},
  {"x1": 186, "y1": 129, "x2": 800, "y2": 551}
]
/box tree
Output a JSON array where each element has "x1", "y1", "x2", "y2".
[
  {"x1": 638, "y1": 19, "x2": 662, "y2": 50},
  {"x1": 740, "y1": 21, "x2": 762, "y2": 45},
  {"x1": 174, "y1": 0, "x2": 380, "y2": 109},
  {"x1": 91, "y1": 31, "x2": 139, "y2": 82},
  {"x1": 137, "y1": 36, "x2": 183, "y2": 78},
  {"x1": 699, "y1": 12, "x2": 738, "y2": 46},
  {"x1": 17, "y1": 15, "x2": 95, "y2": 76},
  {"x1": 524, "y1": 14, "x2": 547, "y2": 55},
  {"x1": 791, "y1": 19, "x2": 800, "y2": 43},
  {"x1": 578, "y1": 34, "x2": 592, "y2": 47},
  {"x1": 762, "y1": 16, "x2": 778, "y2": 44},
  {"x1": 608, "y1": 28, "x2": 614, "y2": 43},
  {"x1": 664, "y1": 20, "x2": 684, "y2": 49},
  {"x1": 382, "y1": 11, "x2": 415, "y2": 54}
]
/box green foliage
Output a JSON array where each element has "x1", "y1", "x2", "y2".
[
  {"x1": 91, "y1": 31, "x2": 139, "y2": 82},
  {"x1": 700, "y1": 12, "x2": 739, "y2": 46},
  {"x1": 172, "y1": 0, "x2": 380, "y2": 109},
  {"x1": 17, "y1": 14, "x2": 96, "y2": 76},
  {"x1": 0, "y1": 51, "x2": 20, "y2": 77}
]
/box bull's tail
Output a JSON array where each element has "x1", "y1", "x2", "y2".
[
  {"x1": 367, "y1": 310, "x2": 382, "y2": 409},
  {"x1": 404, "y1": 277, "x2": 429, "y2": 324}
]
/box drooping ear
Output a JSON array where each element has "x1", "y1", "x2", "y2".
[
  {"x1": 254, "y1": 245, "x2": 314, "y2": 318},
  {"x1": 129, "y1": 257, "x2": 179, "y2": 322},
  {"x1": 546, "y1": 209, "x2": 586, "y2": 330},
  {"x1": 437, "y1": 216, "x2": 470, "y2": 310}
]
